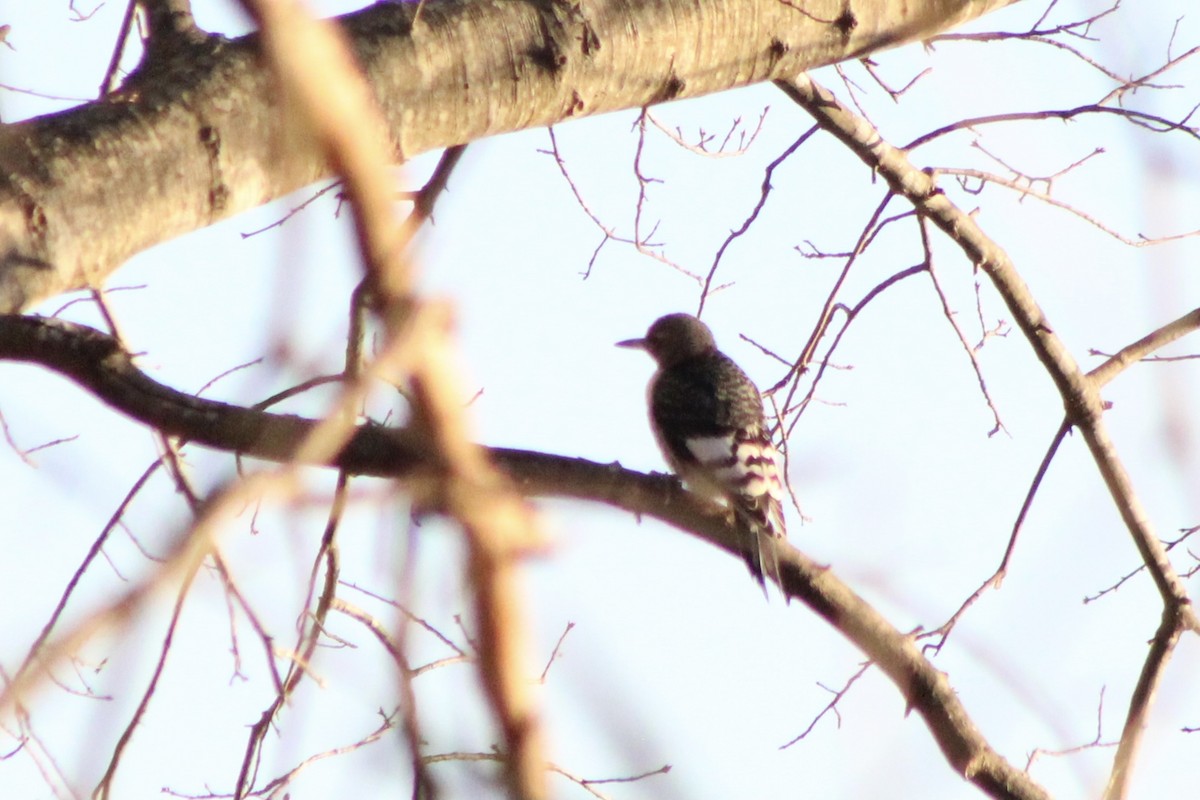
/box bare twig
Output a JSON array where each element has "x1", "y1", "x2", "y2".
[
  {"x1": 645, "y1": 107, "x2": 768, "y2": 157},
  {"x1": 1085, "y1": 527, "x2": 1200, "y2": 604},
  {"x1": 332, "y1": 598, "x2": 441, "y2": 795},
  {"x1": 906, "y1": 105, "x2": 1200, "y2": 153},
  {"x1": 94, "y1": 563, "x2": 200, "y2": 800},
  {"x1": 541, "y1": 125, "x2": 697, "y2": 279},
  {"x1": 939, "y1": 166, "x2": 1200, "y2": 247},
  {"x1": 19, "y1": 463, "x2": 161, "y2": 671},
  {"x1": 922, "y1": 420, "x2": 1071, "y2": 653},
  {"x1": 920, "y1": 218, "x2": 1006, "y2": 436},
  {"x1": 1104, "y1": 617, "x2": 1184, "y2": 800},
  {"x1": 779, "y1": 661, "x2": 872, "y2": 748},
  {"x1": 339, "y1": 581, "x2": 468, "y2": 657},
  {"x1": 165, "y1": 709, "x2": 401, "y2": 799},
  {"x1": 99, "y1": 0, "x2": 138, "y2": 96},
  {"x1": 781, "y1": 261, "x2": 926, "y2": 440},
  {"x1": 696, "y1": 126, "x2": 819, "y2": 314},
  {"x1": 1026, "y1": 687, "x2": 1117, "y2": 771},
  {"x1": 239, "y1": 181, "x2": 344, "y2": 238},
  {"x1": 539, "y1": 622, "x2": 575, "y2": 683}
]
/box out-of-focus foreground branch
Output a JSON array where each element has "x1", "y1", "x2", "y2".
[{"x1": 235, "y1": 0, "x2": 548, "y2": 797}]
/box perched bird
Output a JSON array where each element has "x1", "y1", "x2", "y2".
[{"x1": 617, "y1": 313, "x2": 786, "y2": 593}]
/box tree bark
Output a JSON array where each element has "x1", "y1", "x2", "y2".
[{"x1": 0, "y1": 0, "x2": 1016, "y2": 311}]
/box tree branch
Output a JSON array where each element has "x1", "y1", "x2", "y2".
[
  {"x1": 1088, "y1": 306, "x2": 1200, "y2": 388},
  {"x1": 0, "y1": 0, "x2": 1018, "y2": 311},
  {"x1": 776, "y1": 71, "x2": 1200, "y2": 799},
  {"x1": 775, "y1": 73, "x2": 1197, "y2": 609},
  {"x1": 0, "y1": 312, "x2": 1051, "y2": 800}
]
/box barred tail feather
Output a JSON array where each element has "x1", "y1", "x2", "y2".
[
  {"x1": 733, "y1": 496, "x2": 786, "y2": 600},
  {"x1": 757, "y1": 528, "x2": 784, "y2": 601}
]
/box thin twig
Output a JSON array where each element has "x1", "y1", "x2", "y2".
[
  {"x1": 779, "y1": 661, "x2": 872, "y2": 748},
  {"x1": 696, "y1": 126, "x2": 819, "y2": 314},
  {"x1": 921, "y1": 420, "x2": 1071, "y2": 653}
]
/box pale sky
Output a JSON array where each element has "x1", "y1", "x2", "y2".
[{"x1": 2, "y1": 1, "x2": 1199, "y2": 798}]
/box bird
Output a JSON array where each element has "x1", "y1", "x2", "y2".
[{"x1": 617, "y1": 313, "x2": 786, "y2": 594}]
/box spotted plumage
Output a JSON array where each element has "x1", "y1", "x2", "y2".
[{"x1": 618, "y1": 313, "x2": 785, "y2": 592}]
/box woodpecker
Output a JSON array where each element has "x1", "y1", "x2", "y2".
[{"x1": 617, "y1": 313, "x2": 786, "y2": 593}]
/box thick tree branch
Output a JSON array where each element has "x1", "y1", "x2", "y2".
[
  {"x1": 0, "y1": 312, "x2": 1050, "y2": 800},
  {"x1": 0, "y1": 0, "x2": 1017, "y2": 311}
]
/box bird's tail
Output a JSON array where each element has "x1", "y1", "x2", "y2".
[{"x1": 734, "y1": 500, "x2": 786, "y2": 600}]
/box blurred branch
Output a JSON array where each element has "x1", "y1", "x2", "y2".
[
  {"x1": 236, "y1": 3, "x2": 546, "y2": 799},
  {"x1": 239, "y1": 0, "x2": 408, "y2": 304},
  {"x1": 0, "y1": 308, "x2": 411, "y2": 755}
]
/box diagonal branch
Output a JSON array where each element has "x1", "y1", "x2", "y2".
[
  {"x1": 776, "y1": 72, "x2": 1200, "y2": 800},
  {"x1": 1088, "y1": 307, "x2": 1200, "y2": 388},
  {"x1": 1103, "y1": 610, "x2": 1184, "y2": 800},
  {"x1": 775, "y1": 74, "x2": 1196, "y2": 613}
]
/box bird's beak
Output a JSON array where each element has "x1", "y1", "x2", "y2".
[{"x1": 615, "y1": 337, "x2": 646, "y2": 349}]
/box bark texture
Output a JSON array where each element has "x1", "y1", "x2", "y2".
[{"x1": 0, "y1": 0, "x2": 1015, "y2": 311}]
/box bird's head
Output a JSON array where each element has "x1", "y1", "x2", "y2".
[{"x1": 616, "y1": 313, "x2": 716, "y2": 367}]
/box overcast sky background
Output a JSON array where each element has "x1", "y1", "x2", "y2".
[{"x1": 2, "y1": 1, "x2": 1200, "y2": 798}]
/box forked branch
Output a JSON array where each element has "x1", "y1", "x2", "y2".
[{"x1": 776, "y1": 72, "x2": 1199, "y2": 800}]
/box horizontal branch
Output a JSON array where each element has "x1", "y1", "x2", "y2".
[
  {"x1": 0, "y1": 312, "x2": 1050, "y2": 800},
  {"x1": 0, "y1": 0, "x2": 1017, "y2": 311}
]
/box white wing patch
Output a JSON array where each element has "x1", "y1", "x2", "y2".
[
  {"x1": 681, "y1": 431, "x2": 788, "y2": 591},
  {"x1": 684, "y1": 433, "x2": 785, "y2": 509}
]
